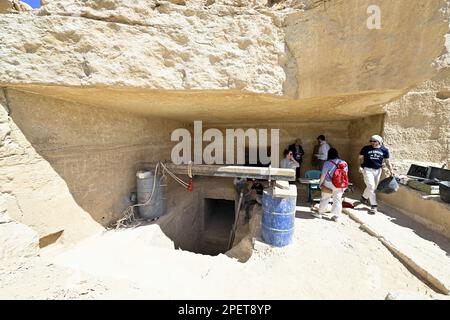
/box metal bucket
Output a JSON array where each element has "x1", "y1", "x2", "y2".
[{"x1": 136, "y1": 170, "x2": 166, "y2": 220}]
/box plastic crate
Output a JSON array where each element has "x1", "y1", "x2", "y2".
[{"x1": 407, "y1": 164, "x2": 429, "y2": 179}]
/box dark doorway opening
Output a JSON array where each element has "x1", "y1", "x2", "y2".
[{"x1": 198, "y1": 198, "x2": 235, "y2": 256}]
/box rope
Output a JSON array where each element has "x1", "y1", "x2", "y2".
[
  {"x1": 160, "y1": 162, "x2": 189, "y2": 188},
  {"x1": 188, "y1": 161, "x2": 193, "y2": 178},
  {"x1": 187, "y1": 161, "x2": 193, "y2": 192}
]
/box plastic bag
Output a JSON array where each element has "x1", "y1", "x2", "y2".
[{"x1": 377, "y1": 176, "x2": 399, "y2": 194}]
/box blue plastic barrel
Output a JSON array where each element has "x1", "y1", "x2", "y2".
[{"x1": 261, "y1": 188, "x2": 296, "y2": 247}]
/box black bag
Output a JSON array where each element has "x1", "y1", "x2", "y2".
[{"x1": 377, "y1": 176, "x2": 399, "y2": 194}]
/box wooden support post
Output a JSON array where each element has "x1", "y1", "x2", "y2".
[{"x1": 228, "y1": 192, "x2": 243, "y2": 250}]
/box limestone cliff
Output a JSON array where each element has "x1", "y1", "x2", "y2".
[
  {"x1": 1, "y1": 0, "x2": 287, "y2": 94},
  {"x1": 0, "y1": 0, "x2": 449, "y2": 238},
  {"x1": 0, "y1": 0, "x2": 32, "y2": 13}
]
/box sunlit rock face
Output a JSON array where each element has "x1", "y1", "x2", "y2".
[{"x1": 0, "y1": 0, "x2": 449, "y2": 240}]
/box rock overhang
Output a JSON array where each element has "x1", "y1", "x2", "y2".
[
  {"x1": 6, "y1": 84, "x2": 403, "y2": 123},
  {"x1": 1, "y1": 0, "x2": 449, "y2": 123}
]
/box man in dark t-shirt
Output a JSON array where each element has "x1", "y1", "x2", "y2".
[
  {"x1": 358, "y1": 135, "x2": 394, "y2": 214},
  {"x1": 360, "y1": 145, "x2": 390, "y2": 169}
]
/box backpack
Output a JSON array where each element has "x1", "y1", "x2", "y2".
[{"x1": 328, "y1": 160, "x2": 349, "y2": 188}]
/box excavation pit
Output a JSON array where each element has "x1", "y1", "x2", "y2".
[{"x1": 154, "y1": 176, "x2": 250, "y2": 258}]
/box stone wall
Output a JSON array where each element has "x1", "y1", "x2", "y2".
[
  {"x1": 202, "y1": 121, "x2": 351, "y2": 174},
  {"x1": 0, "y1": 89, "x2": 103, "y2": 245},
  {"x1": 383, "y1": 71, "x2": 450, "y2": 174},
  {"x1": 285, "y1": 0, "x2": 448, "y2": 99},
  {"x1": 0, "y1": 1, "x2": 286, "y2": 94},
  {"x1": 1, "y1": 88, "x2": 185, "y2": 242}
]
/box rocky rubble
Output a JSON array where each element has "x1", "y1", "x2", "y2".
[
  {"x1": 0, "y1": 210, "x2": 39, "y2": 260},
  {"x1": 0, "y1": 0, "x2": 32, "y2": 13}
]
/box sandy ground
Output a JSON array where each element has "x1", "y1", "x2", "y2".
[{"x1": 0, "y1": 197, "x2": 438, "y2": 300}]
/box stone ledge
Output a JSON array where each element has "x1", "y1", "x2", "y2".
[
  {"x1": 343, "y1": 206, "x2": 450, "y2": 295},
  {"x1": 379, "y1": 185, "x2": 450, "y2": 239}
]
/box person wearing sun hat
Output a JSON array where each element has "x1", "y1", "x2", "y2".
[{"x1": 358, "y1": 135, "x2": 394, "y2": 214}]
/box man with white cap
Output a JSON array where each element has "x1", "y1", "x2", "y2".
[{"x1": 358, "y1": 135, "x2": 394, "y2": 214}]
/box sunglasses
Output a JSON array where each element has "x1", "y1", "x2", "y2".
[{"x1": 369, "y1": 140, "x2": 378, "y2": 143}]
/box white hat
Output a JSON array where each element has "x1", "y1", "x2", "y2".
[{"x1": 371, "y1": 135, "x2": 383, "y2": 143}]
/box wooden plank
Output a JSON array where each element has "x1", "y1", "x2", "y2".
[
  {"x1": 141, "y1": 163, "x2": 296, "y2": 181},
  {"x1": 275, "y1": 181, "x2": 290, "y2": 190}
]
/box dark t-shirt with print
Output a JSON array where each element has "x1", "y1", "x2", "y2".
[
  {"x1": 288, "y1": 144, "x2": 305, "y2": 163},
  {"x1": 360, "y1": 145, "x2": 390, "y2": 169}
]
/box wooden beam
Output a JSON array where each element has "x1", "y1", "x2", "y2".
[{"x1": 141, "y1": 163, "x2": 296, "y2": 181}]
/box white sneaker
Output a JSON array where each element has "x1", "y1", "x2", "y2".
[
  {"x1": 332, "y1": 215, "x2": 341, "y2": 222},
  {"x1": 311, "y1": 212, "x2": 323, "y2": 219}
]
